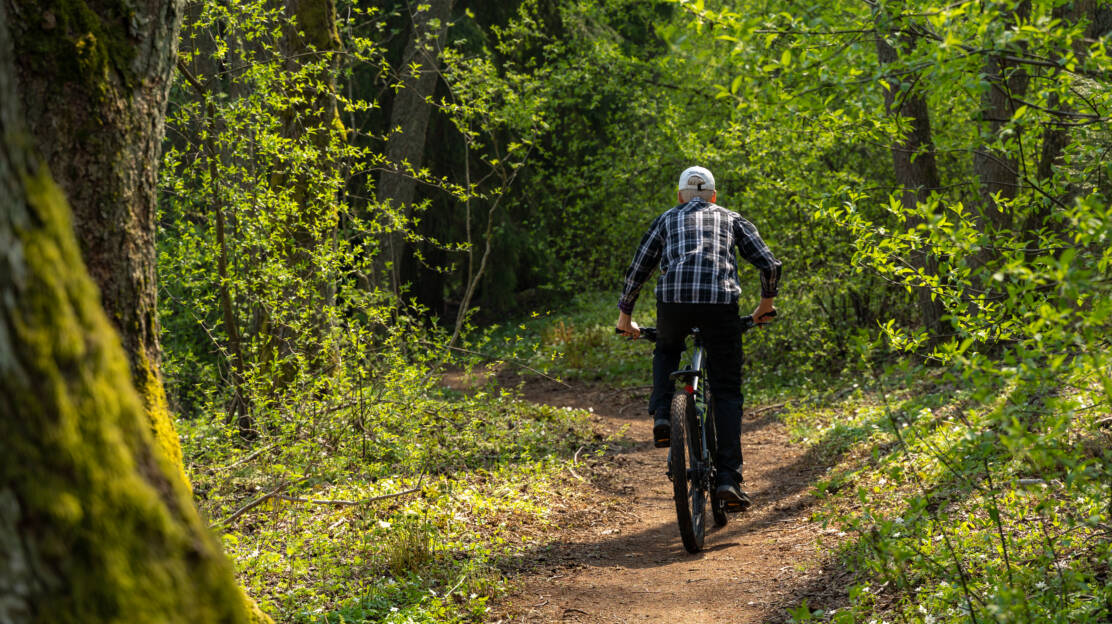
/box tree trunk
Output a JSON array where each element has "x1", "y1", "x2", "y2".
[
  {"x1": 0, "y1": 5, "x2": 265, "y2": 621},
  {"x1": 1022, "y1": 2, "x2": 1112, "y2": 261},
  {"x1": 254, "y1": 0, "x2": 343, "y2": 387},
  {"x1": 7, "y1": 0, "x2": 181, "y2": 463},
  {"x1": 971, "y1": 2, "x2": 1030, "y2": 273},
  {"x1": 875, "y1": 27, "x2": 946, "y2": 341},
  {"x1": 377, "y1": 0, "x2": 454, "y2": 294}
]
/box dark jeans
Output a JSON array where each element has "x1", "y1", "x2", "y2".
[{"x1": 650, "y1": 301, "x2": 744, "y2": 486}]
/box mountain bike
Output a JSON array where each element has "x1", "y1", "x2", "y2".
[{"x1": 618, "y1": 311, "x2": 773, "y2": 553}]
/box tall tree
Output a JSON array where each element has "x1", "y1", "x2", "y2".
[
  {"x1": 0, "y1": 3, "x2": 265, "y2": 621},
  {"x1": 6, "y1": 0, "x2": 181, "y2": 464},
  {"x1": 971, "y1": 2, "x2": 1030, "y2": 274},
  {"x1": 874, "y1": 14, "x2": 946, "y2": 340},
  {"x1": 377, "y1": 0, "x2": 454, "y2": 294}
]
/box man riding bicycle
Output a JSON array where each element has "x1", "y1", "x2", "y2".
[{"x1": 616, "y1": 166, "x2": 782, "y2": 510}]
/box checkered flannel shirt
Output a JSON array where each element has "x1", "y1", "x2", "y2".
[{"x1": 617, "y1": 198, "x2": 782, "y2": 314}]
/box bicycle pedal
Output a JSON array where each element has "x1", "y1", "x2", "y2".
[{"x1": 722, "y1": 497, "x2": 751, "y2": 513}]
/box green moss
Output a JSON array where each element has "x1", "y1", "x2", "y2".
[
  {"x1": 15, "y1": 0, "x2": 138, "y2": 90},
  {"x1": 1, "y1": 156, "x2": 269, "y2": 622},
  {"x1": 292, "y1": 0, "x2": 341, "y2": 52},
  {"x1": 136, "y1": 350, "x2": 192, "y2": 491}
]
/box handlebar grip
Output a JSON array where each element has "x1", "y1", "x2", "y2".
[
  {"x1": 615, "y1": 327, "x2": 657, "y2": 342},
  {"x1": 741, "y1": 309, "x2": 777, "y2": 333}
]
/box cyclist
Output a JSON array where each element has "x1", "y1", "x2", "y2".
[{"x1": 616, "y1": 165, "x2": 781, "y2": 510}]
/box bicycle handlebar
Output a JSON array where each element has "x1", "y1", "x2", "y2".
[{"x1": 615, "y1": 310, "x2": 776, "y2": 342}]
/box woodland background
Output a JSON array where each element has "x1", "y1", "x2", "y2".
[{"x1": 2, "y1": 0, "x2": 1111, "y2": 622}]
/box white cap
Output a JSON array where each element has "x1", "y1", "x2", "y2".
[{"x1": 677, "y1": 166, "x2": 715, "y2": 192}]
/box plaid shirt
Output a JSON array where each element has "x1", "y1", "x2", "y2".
[{"x1": 618, "y1": 198, "x2": 782, "y2": 314}]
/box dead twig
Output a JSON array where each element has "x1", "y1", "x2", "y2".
[
  {"x1": 212, "y1": 442, "x2": 277, "y2": 474},
  {"x1": 213, "y1": 476, "x2": 424, "y2": 528},
  {"x1": 421, "y1": 340, "x2": 571, "y2": 387},
  {"x1": 273, "y1": 487, "x2": 421, "y2": 507},
  {"x1": 605, "y1": 385, "x2": 652, "y2": 398},
  {"x1": 569, "y1": 446, "x2": 586, "y2": 482},
  {"x1": 747, "y1": 403, "x2": 786, "y2": 416},
  {"x1": 618, "y1": 401, "x2": 645, "y2": 418}
]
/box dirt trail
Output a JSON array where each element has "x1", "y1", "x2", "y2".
[{"x1": 489, "y1": 380, "x2": 852, "y2": 624}]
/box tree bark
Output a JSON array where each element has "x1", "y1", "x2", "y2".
[
  {"x1": 1022, "y1": 2, "x2": 1112, "y2": 261},
  {"x1": 377, "y1": 0, "x2": 454, "y2": 294},
  {"x1": 971, "y1": 2, "x2": 1030, "y2": 273},
  {"x1": 875, "y1": 27, "x2": 946, "y2": 341},
  {"x1": 6, "y1": 0, "x2": 181, "y2": 462},
  {"x1": 0, "y1": 4, "x2": 266, "y2": 621}
]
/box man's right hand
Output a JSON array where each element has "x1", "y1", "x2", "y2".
[
  {"x1": 616, "y1": 311, "x2": 641, "y2": 339},
  {"x1": 751, "y1": 298, "x2": 776, "y2": 325}
]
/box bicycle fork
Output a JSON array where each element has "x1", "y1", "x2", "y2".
[{"x1": 668, "y1": 346, "x2": 715, "y2": 489}]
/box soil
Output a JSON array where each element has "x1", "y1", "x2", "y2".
[{"x1": 486, "y1": 378, "x2": 855, "y2": 624}]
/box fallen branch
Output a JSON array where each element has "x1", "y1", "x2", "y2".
[
  {"x1": 273, "y1": 485, "x2": 422, "y2": 507},
  {"x1": 605, "y1": 385, "x2": 653, "y2": 398},
  {"x1": 213, "y1": 477, "x2": 424, "y2": 528},
  {"x1": 420, "y1": 340, "x2": 571, "y2": 388},
  {"x1": 568, "y1": 446, "x2": 586, "y2": 481},
  {"x1": 213, "y1": 480, "x2": 290, "y2": 529},
  {"x1": 747, "y1": 403, "x2": 786, "y2": 416}
]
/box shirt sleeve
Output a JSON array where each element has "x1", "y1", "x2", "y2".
[
  {"x1": 733, "y1": 215, "x2": 782, "y2": 298},
  {"x1": 617, "y1": 214, "x2": 665, "y2": 314}
]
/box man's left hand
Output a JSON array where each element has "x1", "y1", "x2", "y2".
[{"x1": 616, "y1": 312, "x2": 640, "y2": 339}]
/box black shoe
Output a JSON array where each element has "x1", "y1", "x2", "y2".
[
  {"x1": 716, "y1": 481, "x2": 752, "y2": 512},
  {"x1": 653, "y1": 417, "x2": 670, "y2": 448}
]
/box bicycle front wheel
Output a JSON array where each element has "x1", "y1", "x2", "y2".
[{"x1": 670, "y1": 392, "x2": 705, "y2": 553}]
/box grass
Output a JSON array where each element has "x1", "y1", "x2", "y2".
[{"x1": 481, "y1": 288, "x2": 811, "y2": 407}]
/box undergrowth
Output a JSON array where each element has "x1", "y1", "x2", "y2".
[
  {"x1": 782, "y1": 362, "x2": 1112, "y2": 624},
  {"x1": 486, "y1": 289, "x2": 820, "y2": 405},
  {"x1": 181, "y1": 376, "x2": 612, "y2": 622}
]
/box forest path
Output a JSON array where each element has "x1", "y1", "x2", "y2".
[{"x1": 488, "y1": 378, "x2": 852, "y2": 624}]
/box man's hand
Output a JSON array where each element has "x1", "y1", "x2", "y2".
[
  {"x1": 616, "y1": 311, "x2": 640, "y2": 339},
  {"x1": 751, "y1": 297, "x2": 776, "y2": 325}
]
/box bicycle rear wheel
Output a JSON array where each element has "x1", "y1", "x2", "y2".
[{"x1": 669, "y1": 392, "x2": 705, "y2": 553}]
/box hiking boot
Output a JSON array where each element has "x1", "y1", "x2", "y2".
[
  {"x1": 716, "y1": 479, "x2": 752, "y2": 512},
  {"x1": 652, "y1": 417, "x2": 670, "y2": 448}
]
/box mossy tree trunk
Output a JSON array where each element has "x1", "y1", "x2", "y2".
[
  {"x1": 253, "y1": 0, "x2": 344, "y2": 391},
  {"x1": 6, "y1": 0, "x2": 181, "y2": 461},
  {"x1": 0, "y1": 4, "x2": 266, "y2": 622}
]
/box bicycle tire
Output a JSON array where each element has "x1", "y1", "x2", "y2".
[
  {"x1": 670, "y1": 392, "x2": 705, "y2": 553},
  {"x1": 704, "y1": 392, "x2": 729, "y2": 527}
]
